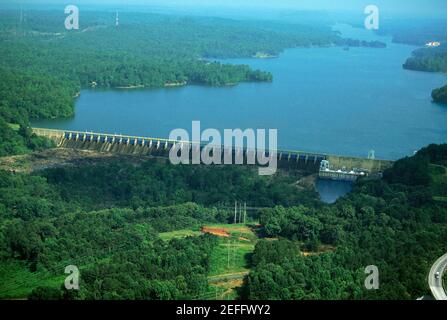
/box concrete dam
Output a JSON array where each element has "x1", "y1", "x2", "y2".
[{"x1": 32, "y1": 127, "x2": 394, "y2": 178}]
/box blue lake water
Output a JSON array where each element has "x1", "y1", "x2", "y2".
[
  {"x1": 32, "y1": 24, "x2": 447, "y2": 160},
  {"x1": 315, "y1": 180, "x2": 353, "y2": 204}
]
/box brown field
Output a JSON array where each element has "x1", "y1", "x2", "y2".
[{"x1": 201, "y1": 226, "x2": 230, "y2": 237}]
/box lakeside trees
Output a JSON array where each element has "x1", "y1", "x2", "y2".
[
  {"x1": 432, "y1": 85, "x2": 447, "y2": 104},
  {"x1": 403, "y1": 47, "x2": 447, "y2": 73}
]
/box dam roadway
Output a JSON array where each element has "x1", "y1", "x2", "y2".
[{"x1": 32, "y1": 127, "x2": 393, "y2": 175}]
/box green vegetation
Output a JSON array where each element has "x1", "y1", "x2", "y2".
[
  {"x1": 403, "y1": 47, "x2": 447, "y2": 73},
  {"x1": 158, "y1": 229, "x2": 202, "y2": 242},
  {"x1": 0, "y1": 158, "x2": 317, "y2": 299},
  {"x1": 2, "y1": 145, "x2": 447, "y2": 300},
  {"x1": 209, "y1": 240, "x2": 254, "y2": 277},
  {"x1": 432, "y1": 85, "x2": 447, "y2": 104},
  {"x1": 1, "y1": 8, "x2": 446, "y2": 301},
  {"x1": 242, "y1": 144, "x2": 447, "y2": 299},
  {"x1": 0, "y1": 261, "x2": 64, "y2": 299},
  {"x1": 206, "y1": 224, "x2": 258, "y2": 277},
  {"x1": 0, "y1": 145, "x2": 447, "y2": 299},
  {"x1": 0, "y1": 118, "x2": 54, "y2": 157}
]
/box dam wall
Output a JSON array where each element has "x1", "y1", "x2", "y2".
[
  {"x1": 32, "y1": 128, "x2": 393, "y2": 174},
  {"x1": 326, "y1": 155, "x2": 393, "y2": 174}
]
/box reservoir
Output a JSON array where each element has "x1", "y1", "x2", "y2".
[{"x1": 32, "y1": 24, "x2": 447, "y2": 160}]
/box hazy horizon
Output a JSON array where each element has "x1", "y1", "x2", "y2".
[{"x1": 1, "y1": 0, "x2": 447, "y2": 18}]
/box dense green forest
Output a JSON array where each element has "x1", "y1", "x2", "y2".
[
  {"x1": 0, "y1": 160, "x2": 319, "y2": 299},
  {"x1": 243, "y1": 144, "x2": 447, "y2": 299},
  {"x1": 1, "y1": 145, "x2": 447, "y2": 299},
  {"x1": 404, "y1": 47, "x2": 447, "y2": 73}
]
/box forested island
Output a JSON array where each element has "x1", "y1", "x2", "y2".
[
  {"x1": 403, "y1": 47, "x2": 447, "y2": 73},
  {"x1": 432, "y1": 85, "x2": 447, "y2": 104}
]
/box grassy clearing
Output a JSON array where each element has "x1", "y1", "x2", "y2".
[
  {"x1": 157, "y1": 223, "x2": 260, "y2": 300},
  {"x1": 428, "y1": 164, "x2": 447, "y2": 202},
  {"x1": 0, "y1": 261, "x2": 64, "y2": 299},
  {"x1": 198, "y1": 279, "x2": 244, "y2": 300},
  {"x1": 160, "y1": 223, "x2": 259, "y2": 301},
  {"x1": 7, "y1": 123, "x2": 20, "y2": 131},
  {"x1": 209, "y1": 240, "x2": 255, "y2": 277},
  {"x1": 190, "y1": 223, "x2": 260, "y2": 300},
  {"x1": 433, "y1": 196, "x2": 447, "y2": 203},
  {"x1": 429, "y1": 164, "x2": 447, "y2": 180},
  {"x1": 0, "y1": 258, "x2": 113, "y2": 299},
  {"x1": 205, "y1": 223, "x2": 259, "y2": 240},
  {"x1": 201, "y1": 223, "x2": 259, "y2": 277},
  {"x1": 158, "y1": 229, "x2": 202, "y2": 241}
]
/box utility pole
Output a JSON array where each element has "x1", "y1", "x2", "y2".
[
  {"x1": 233, "y1": 239, "x2": 236, "y2": 268},
  {"x1": 227, "y1": 238, "x2": 230, "y2": 268},
  {"x1": 115, "y1": 11, "x2": 119, "y2": 27},
  {"x1": 234, "y1": 201, "x2": 237, "y2": 224},
  {"x1": 238, "y1": 202, "x2": 242, "y2": 224},
  {"x1": 244, "y1": 202, "x2": 247, "y2": 224}
]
